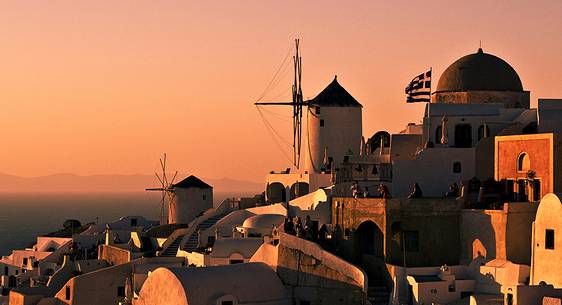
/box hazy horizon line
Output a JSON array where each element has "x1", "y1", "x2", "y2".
[{"x1": 0, "y1": 172, "x2": 263, "y2": 183}]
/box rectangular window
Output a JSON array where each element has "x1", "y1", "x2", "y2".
[
  {"x1": 4, "y1": 266, "x2": 8, "y2": 275},
  {"x1": 130, "y1": 218, "x2": 137, "y2": 227},
  {"x1": 546, "y1": 229, "x2": 555, "y2": 250},
  {"x1": 533, "y1": 180, "x2": 541, "y2": 202},
  {"x1": 222, "y1": 301, "x2": 234, "y2": 305},
  {"x1": 403, "y1": 231, "x2": 419, "y2": 252},
  {"x1": 229, "y1": 259, "x2": 244, "y2": 264},
  {"x1": 517, "y1": 179, "x2": 528, "y2": 202},
  {"x1": 65, "y1": 286, "x2": 71, "y2": 300},
  {"x1": 320, "y1": 119, "x2": 324, "y2": 127},
  {"x1": 452, "y1": 162, "x2": 462, "y2": 173},
  {"x1": 22, "y1": 258, "x2": 28, "y2": 265},
  {"x1": 117, "y1": 286, "x2": 125, "y2": 297},
  {"x1": 505, "y1": 180, "x2": 515, "y2": 201},
  {"x1": 315, "y1": 107, "x2": 320, "y2": 115}
]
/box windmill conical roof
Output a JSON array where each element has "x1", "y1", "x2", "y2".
[
  {"x1": 308, "y1": 76, "x2": 362, "y2": 107},
  {"x1": 173, "y1": 175, "x2": 212, "y2": 189}
]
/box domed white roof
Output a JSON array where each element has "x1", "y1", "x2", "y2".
[
  {"x1": 242, "y1": 214, "x2": 285, "y2": 229},
  {"x1": 138, "y1": 263, "x2": 289, "y2": 305}
]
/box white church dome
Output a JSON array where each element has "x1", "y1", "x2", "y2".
[{"x1": 241, "y1": 214, "x2": 285, "y2": 229}]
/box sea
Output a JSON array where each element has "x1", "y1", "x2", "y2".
[{"x1": 0, "y1": 191, "x2": 247, "y2": 256}]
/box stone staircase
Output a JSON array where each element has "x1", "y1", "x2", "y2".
[
  {"x1": 159, "y1": 233, "x2": 185, "y2": 257},
  {"x1": 367, "y1": 286, "x2": 389, "y2": 305},
  {"x1": 183, "y1": 213, "x2": 228, "y2": 252}
]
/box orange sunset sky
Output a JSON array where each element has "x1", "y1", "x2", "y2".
[{"x1": 0, "y1": 0, "x2": 561, "y2": 182}]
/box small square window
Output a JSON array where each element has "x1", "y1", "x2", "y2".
[
  {"x1": 452, "y1": 162, "x2": 462, "y2": 173},
  {"x1": 546, "y1": 229, "x2": 555, "y2": 250},
  {"x1": 320, "y1": 119, "x2": 324, "y2": 127},
  {"x1": 117, "y1": 286, "x2": 125, "y2": 297}
]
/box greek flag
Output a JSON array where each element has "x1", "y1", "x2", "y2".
[{"x1": 405, "y1": 69, "x2": 431, "y2": 103}]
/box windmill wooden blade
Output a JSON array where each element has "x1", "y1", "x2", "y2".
[
  {"x1": 160, "y1": 191, "x2": 166, "y2": 225},
  {"x1": 162, "y1": 154, "x2": 169, "y2": 186},
  {"x1": 170, "y1": 171, "x2": 178, "y2": 186},
  {"x1": 155, "y1": 172, "x2": 164, "y2": 187}
]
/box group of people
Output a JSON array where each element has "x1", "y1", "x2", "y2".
[
  {"x1": 282, "y1": 215, "x2": 334, "y2": 245},
  {"x1": 283, "y1": 215, "x2": 315, "y2": 240},
  {"x1": 407, "y1": 181, "x2": 460, "y2": 199},
  {"x1": 351, "y1": 181, "x2": 460, "y2": 199},
  {"x1": 350, "y1": 181, "x2": 391, "y2": 199}
]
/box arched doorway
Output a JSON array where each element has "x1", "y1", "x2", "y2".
[
  {"x1": 354, "y1": 221, "x2": 388, "y2": 287},
  {"x1": 355, "y1": 221, "x2": 384, "y2": 258},
  {"x1": 266, "y1": 183, "x2": 286, "y2": 203},
  {"x1": 367, "y1": 131, "x2": 391, "y2": 154},
  {"x1": 290, "y1": 182, "x2": 309, "y2": 200},
  {"x1": 455, "y1": 124, "x2": 472, "y2": 148}
]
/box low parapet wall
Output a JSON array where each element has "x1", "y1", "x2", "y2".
[
  {"x1": 252, "y1": 232, "x2": 366, "y2": 292},
  {"x1": 98, "y1": 245, "x2": 130, "y2": 266},
  {"x1": 279, "y1": 232, "x2": 366, "y2": 291}
]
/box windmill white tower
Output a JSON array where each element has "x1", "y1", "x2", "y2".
[
  {"x1": 146, "y1": 154, "x2": 178, "y2": 225},
  {"x1": 304, "y1": 76, "x2": 363, "y2": 173}
]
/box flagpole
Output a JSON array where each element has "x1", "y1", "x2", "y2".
[{"x1": 426, "y1": 67, "x2": 432, "y2": 147}]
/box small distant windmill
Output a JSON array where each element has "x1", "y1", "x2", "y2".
[{"x1": 146, "y1": 154, "x2": 178, "y2": 225}]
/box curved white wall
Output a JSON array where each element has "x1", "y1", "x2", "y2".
[{"x1": 305, "y1": 106, "x2": 362, "y2": 173}]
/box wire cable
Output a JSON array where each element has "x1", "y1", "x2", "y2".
[{"x1": 256, "y1": 106, "x2": 294, "y2": 165}]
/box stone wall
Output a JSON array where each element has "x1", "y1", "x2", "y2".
[
  {"x1": 97, "y1": 245, "x2": 129, "y2": 266},
  {"x1": 251, "y1": 233, "x2": 367, "y2": 305}
]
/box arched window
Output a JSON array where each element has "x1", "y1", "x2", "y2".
[
  {"x1": 290, "y1": 182, "x2": 309, "y2": 200},
  {"x1": 478, "y1": 125, "x2": 490, "y2": 140},
  {"x1": 229, "y1": 253, "x2": 244, "y2": 265},
  {"x1": 517, "y1": 152, "x2": 530, "y2": 172},
  {"x1": 435, "y1": 126, "x2": 442, "y2": 144}
]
